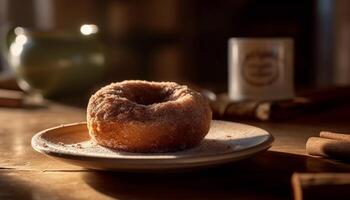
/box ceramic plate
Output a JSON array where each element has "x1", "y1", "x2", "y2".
[{"x1": 31, "y1": 120, "x2": 273, "y2": 171}]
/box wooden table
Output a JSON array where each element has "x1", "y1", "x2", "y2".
[{"x1": 1, "y1": 101, "x2": 350, "y2": 200}]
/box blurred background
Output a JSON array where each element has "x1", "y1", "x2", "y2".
[{"x1": 0, "y1": 0, "x2": 350, "y2": 97}]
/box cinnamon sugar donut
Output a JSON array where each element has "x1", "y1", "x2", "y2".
[{"x1": 87, "y1": 80, "x2": 212, "y2": 153}]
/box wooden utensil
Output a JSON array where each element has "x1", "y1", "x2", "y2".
[{"x1": 292, "y1": 173, "x2": 350, "y2": 200}]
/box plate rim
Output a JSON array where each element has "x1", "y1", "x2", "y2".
[{"x1": 31, "y1": 120, "x2": 274, "y2": 165}]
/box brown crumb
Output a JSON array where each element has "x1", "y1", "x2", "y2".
[
  {"x1": 58, "y1": 142, "x2": 65, "y2": 146},
  {"x1": 42, "y1": 143, "x2": 48, "y2": 148}
]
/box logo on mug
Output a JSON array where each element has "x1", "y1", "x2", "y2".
[{"x1": 241, "y1": 49, "x2": 280, "y2": 86}]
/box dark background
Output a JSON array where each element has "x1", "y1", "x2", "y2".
[{"x1": 0, "y1": 0, "x2": 349, "y2": 91}]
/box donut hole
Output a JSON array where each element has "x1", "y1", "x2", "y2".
[
  {"x1": 133, "y1": 91, "x2": 169, "y2": 105},
  {"x1": 126, "y1": 84, "x2": 172, "y2": 106}
]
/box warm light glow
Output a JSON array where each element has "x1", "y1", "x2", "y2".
[
  {"x1": 10, "y1": 43, "x2": 23, "y2": 57},
  {"x1": 10, "y1": 34, "x2": 28, "y2": 57},
  {"x1": 80, "y1": 24, "x2": 99, "y2": 35},
  {"x1": 15, "y1": 34, "x2": 27, "y2": 45},
  {"x1": 14, "y1": 27, "x2": 25, "y2": 35},
  {"x1": 9, "y1": 42, "x2": 22, "y2": 67},
  {"x1": 9, "y1": 33, "x2": 28, "y2": 67}
]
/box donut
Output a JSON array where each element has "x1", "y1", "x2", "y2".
[{"x1": 87, "y1": 80, "x2": 212, "y2": 153}]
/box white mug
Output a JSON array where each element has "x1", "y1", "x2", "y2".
[{"x1": 228, "y1": 38, "x2": 294, "y2": 101}]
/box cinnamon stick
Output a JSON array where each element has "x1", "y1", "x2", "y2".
[
  {"x1": 320, "y1": 131, "x2": 350, "y2": 142},
  {"x1": 292, "y1": 173, "x2": 350, "y2": 200},
  {"x1": 306, "y1": 137, "x2": 350, "y2": 160}
]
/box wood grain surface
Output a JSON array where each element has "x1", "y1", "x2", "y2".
[{"x1": 1, "y1": 101, "x2": 350, "y2": 199}]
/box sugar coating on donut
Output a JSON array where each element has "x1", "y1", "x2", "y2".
[{"x1": 87, "y1": 80, "x2": 212, "y2": 152}]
